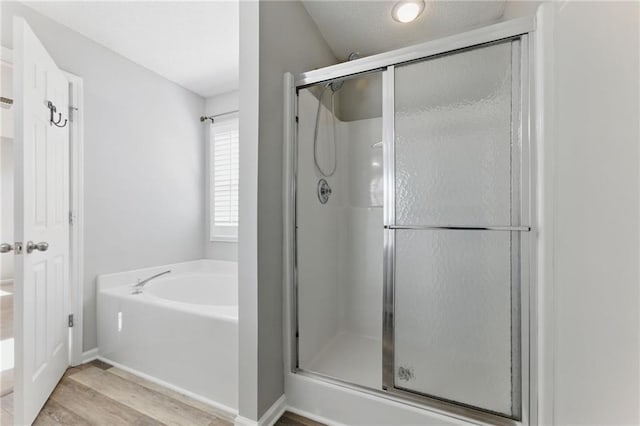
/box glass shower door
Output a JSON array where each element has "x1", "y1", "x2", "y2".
[
  {"x1": 295, "y1": 72, "x2": 385, "y2": 391},
  {"x1": 385, "y1": 38, "x2": 529, "y2": 419}
]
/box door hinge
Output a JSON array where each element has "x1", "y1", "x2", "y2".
[
  {"x1": 68, "y1": 314, "x2": 74, "y2": 328},
  {"x1": 69, "y1": 211, "x2": 74, "y2": 226}
]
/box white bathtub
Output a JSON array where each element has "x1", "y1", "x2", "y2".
[{"x1": 97, "y1": 260, "x2": 238, "y2": 414}]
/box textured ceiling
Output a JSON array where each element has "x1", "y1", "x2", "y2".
[
  {"x1": 301, "y1": 1, "x2": 507, "y2": 61},
  {"x1": 23, "y1": 1, "x2": 238, "y2": 98}
]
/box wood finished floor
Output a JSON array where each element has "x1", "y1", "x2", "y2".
[{"x1": 0, "y1": 360, "x2": 324, "y2": 426}]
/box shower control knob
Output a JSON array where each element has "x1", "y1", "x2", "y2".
[
  {"x1": 318, "y1": 179, "x2": 332, "y2": 204},
  {"x1": 26, "y1": 241, "x2": 49, "y2": 254}
]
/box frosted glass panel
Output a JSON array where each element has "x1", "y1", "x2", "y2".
[
  {"x1": 393, "y1": 229, "x2": 517, "y2": 416},
  {"x1": 395, "y1": 41, "x2": 518, "y2": 226}
]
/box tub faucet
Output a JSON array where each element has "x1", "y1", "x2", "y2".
[{"x1": 132, "y1": 270, "x2": 171, "y2": 294}]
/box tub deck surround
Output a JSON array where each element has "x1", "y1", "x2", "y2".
[
  {"x1": 99, "y1": 260, "x2": 238, "y2": 321},
  {"x1": 97, "y1": 259, "x2": 238, "y2": 414}
]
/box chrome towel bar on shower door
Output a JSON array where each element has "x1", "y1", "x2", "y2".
[{"x1": 384, "y1": 225, "x2": 531, "y2": 231}]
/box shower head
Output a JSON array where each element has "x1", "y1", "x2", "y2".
[
  {"x1": 327, "y1": 80, "x2": 343, "y2": 92},
  {"x1": 322, "y1": 52, "x2": 359, "y2": 93}
]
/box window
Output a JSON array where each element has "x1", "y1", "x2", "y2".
[{"x1": 209, "y1": 116, "x2": 239, "y2": 241}]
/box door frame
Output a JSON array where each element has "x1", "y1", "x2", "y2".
[
  {"x1": 0, "y1": 45, "x2": 85, "y2": 367},
  {"x1": 64, "y1": 70, "x2": 84, "y2": 367}
]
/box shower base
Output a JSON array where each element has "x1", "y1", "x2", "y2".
[{"x1": 305, "y1": 332, "x2": 382, "y2": 390}]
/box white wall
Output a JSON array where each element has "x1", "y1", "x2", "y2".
[
  {"x1": 501, "y1": 1, "x2": 543, "y2": 21},
  {"x1": 204, "y1": 90, "x2": 239, "y2": 262},
  {"x1": 237, "y1": 0, "x2": 260, "y2": 420},
  {"x1": 236, "y1": 0, "x2": 337, "y2": 420},
  {"x1": 205, "y1": 90, "x2": 238, "y2": 117},
  {"x1": 256, "y1": 1, "x2": 336, "y2": 417},
  {"x1": 546, "y1": 2, "x2": 640, "y2": 424},
  {"x1": 1, "y1": 1, "x2": 206, "y2": 351}
]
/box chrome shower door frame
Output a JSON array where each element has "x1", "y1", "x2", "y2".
[
  {"x1": 287, "y1": 16, "x2": 537, "y2": 426},
  {"x1": 381, "y1": 36, "x2": 533, "y2": 425}
]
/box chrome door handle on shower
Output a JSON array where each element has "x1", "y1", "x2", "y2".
[
  {"x1": 0, "y1": 243, "x2": 13, "y2": 254},
  {"x1": 26, "y1": 241, "x2": 49, "y2": 253}
]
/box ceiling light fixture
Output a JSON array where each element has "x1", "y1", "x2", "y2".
[{"x1": 391, "y1": 0, "x2": 425, "y2": 23}]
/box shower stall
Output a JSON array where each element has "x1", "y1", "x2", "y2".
[{"x1": 285, "y1": 17, "x2": 535, "y2": 425}]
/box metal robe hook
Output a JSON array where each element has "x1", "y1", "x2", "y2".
[{"x1": 47, "y1": 100, "x2": 68, "y2": 128}]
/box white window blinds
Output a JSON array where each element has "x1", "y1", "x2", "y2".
[{"x1": 210, "y1": 117, "x2": 239, "y2": 241}]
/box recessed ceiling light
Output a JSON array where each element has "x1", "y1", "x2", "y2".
[{"x1": 392, "y1": 0, "x2": 425, "y2": 23}]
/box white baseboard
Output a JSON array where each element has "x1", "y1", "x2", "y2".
[
  {"x1": 234, "y1": 395, "x2": 287, "y2": 426},
  {"x1": 261, "y1": 395, "x2": 287, "y2": 426},
  {"x1": 98, "y1": 356, "x2": 238, "y2": 420},
  {"x1": 81, "y1": 348, "x2": 98, "y2": 364},
  {"x1": 234, "y1": 416, "x2": 257, "y2": 426}
]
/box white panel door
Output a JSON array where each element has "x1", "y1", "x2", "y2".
[{"x1": 13, "y1": 17, "x2": 70, "y2": 425}]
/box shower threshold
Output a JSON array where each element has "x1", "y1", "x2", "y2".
[{"x1": 305, "y1": 332, "x2": 382, "y2": 390}]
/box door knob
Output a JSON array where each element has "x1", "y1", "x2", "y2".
[
  {"x1": 26, "y1": 241, "x2": 49, "y2": 254},
  {"x1": 0, "y1": 243, "x2": 13, "y2": 253}
]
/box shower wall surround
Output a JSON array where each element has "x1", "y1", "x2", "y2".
[{"x1": 297, "y1": 88, "x2": 383, "y2": 390}]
